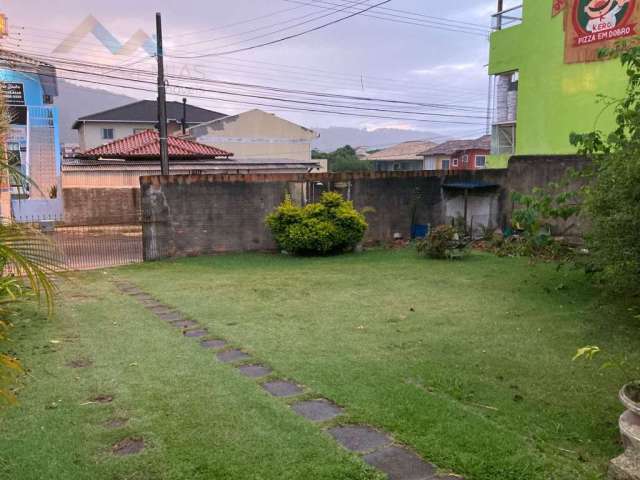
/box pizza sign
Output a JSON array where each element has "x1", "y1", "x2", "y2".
[
  {"x1": 572, "y1": 0, "x2": 636, "y2": 45},
  {"x1": 555, "y1": 0, "x2": 640, "y2": 63}
]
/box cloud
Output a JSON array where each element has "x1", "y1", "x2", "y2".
[
  {"x1": 360, "y1": 122, "x2": 421, "y2": 132},
  {"x1": 410, "y1": 63, "x2": 483, "y2": 76}
]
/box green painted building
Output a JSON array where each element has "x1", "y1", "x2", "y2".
[{"x1": 488, "y1": 0, "x2": 629, "y2": 167}]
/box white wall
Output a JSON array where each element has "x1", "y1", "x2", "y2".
[
  {"x1": 78, "y1": 122, "x2": 156, "y2": 150},
  {"x1": 190, "y1": 110, "x2": 317, "y2": 162}
]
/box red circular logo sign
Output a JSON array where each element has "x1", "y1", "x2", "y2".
[{"x1": 573, "y1": 0, "x2": 636, "y2": 35}]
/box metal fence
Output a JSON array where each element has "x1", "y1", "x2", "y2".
[{"x1": 16, "y1": 215, "x2": 144, "y2": 271}]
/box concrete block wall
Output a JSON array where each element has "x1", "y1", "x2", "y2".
[
  {"x1": 63, "y1": 188, "x2": 141, "y2": 225},
  {"x1": 140, "y1": 169, "x2": 510, "y2": 259}
]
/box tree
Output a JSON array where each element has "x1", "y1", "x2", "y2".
[
  {"x1": 313, "y1": 145, "x2": 372, "y2": 172},
  {"x1": 570, "y1": 42, "x2": 640, "y2": 293}
]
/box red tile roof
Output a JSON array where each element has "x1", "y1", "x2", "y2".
[{"x1": 79, "y1": 130, "x2": 233, "y2": 160}]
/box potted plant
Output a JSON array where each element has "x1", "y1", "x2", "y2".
[{"x1": 574, "y1": 347, "x2": 639, "y2": 479}]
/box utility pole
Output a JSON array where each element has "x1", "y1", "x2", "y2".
[
  {"x1": 181, "y1": 97, "x2": 187, "y2": 135},
  {"x1": 156, "y1": 12, "x2": 169, "y2": 176}
]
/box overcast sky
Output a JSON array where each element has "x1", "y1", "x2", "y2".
[{"x1": 0, "y1": 0, "x2": 507, "y2": 138}]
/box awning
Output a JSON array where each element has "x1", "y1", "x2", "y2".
[{"x1": 443, "y1": 180, "x2": 500, "y2": 190}]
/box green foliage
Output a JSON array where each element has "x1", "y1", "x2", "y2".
[
  {"x1": 313, "y1": 145, "x2": 372, "y2": 172},
  {"x1": 511, "y1": 185, "x2": 579, "y2": 238},
  {"x1": 503, "y1": 183, "x2": 580, "y2": 260},
  {"x1": 490, "y1": 235, "x2": 573, "y2": 261},
  {"x1": 571, "y1": 41, "x2": 640, "y2": 293},
  {"x1": 0, "y1": 95, "x2": 58, "y2": 406},
  {"x1": 573, "y1": 345, "x2": 636, "y2": 383},
  {"x1": 416, "y1": 225, "x2": 470, "y2": 260},
  {"x1": 266, "y1": 192, "x2": 368, "y2": 256}
]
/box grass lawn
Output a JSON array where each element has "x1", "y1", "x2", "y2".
[{"x1": 1, "y1": 249, "x2": 638, "y2": 479}]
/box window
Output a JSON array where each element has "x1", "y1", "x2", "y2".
[
  {"x1": 102, "y1": 128, "x2": 114, "y2": 140},
  {"x1": 475, "y1": 155, "x2": 487, "y2": 169},
  {"x1": 442, "y1": 159, "x2": 450, "y2": 170},
  {"x1": 491, "y1": 123, "x2": 516, "y2": 155},
  {"x1": 452, "y1": 158, "x2": 459, "y2": 167},
  {"x1": 462, "y1": 154, "x2": 469, "y2": 165}
]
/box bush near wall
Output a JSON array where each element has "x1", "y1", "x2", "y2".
[{"x1": 266, "y1": 192, "x2": 367, "y2": 256}]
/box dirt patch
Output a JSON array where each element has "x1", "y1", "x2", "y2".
[
  {"x1": 104, "y1": 418, "x2": 128, "y2": 429},
  {"x1": 91, "y1": 394, "x2": 114, "y2": 404},
  {"x1": 112, "y1": 437, "x2": 145, "y2": 456},
  {"x1": 66, "y1": 358, "x2": 93, "y2": 369}
]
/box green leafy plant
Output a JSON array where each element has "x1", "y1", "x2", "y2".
[
  {"x1": 570, "y1": 40, "x2": 640, "y2": 294},
  {"x1": 499, "y1": 183, "x2": 580, "y2": 260},
  {"x1": 0, "y1": 94, "x2": 59, "y2": 406},
  {"x1": 266, "y1": 192, "x2": 368, "y2": 256},
  {"x1": 573, "y1": 346, "x2": 637, "y2": 389},
  {"x1": 416, "y1": 224, "x2": 470, "y2": 260}
]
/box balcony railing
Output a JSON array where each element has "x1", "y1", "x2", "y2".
[{"x1": 492, "y1": 5, "x2": 523, "y2": 30}]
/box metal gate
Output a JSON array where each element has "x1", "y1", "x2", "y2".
[{"x1": 19, "y1": 216, "x2": 144, "y2": 271}]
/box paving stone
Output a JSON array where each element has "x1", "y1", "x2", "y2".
[
  {"x1": 149, "y1": 305, "x2": 173, "y2": 314},
  {"x1": 329, "y1": 425, "x2": 392, "y2": 453},
  {"x1": 112, "y1": 437, "x2": 145, "y2": 456},
  {"x1": 217, "y1": 349, "x2": 250, "y2": 363},
  {"x1": 156, "y1": 311, "x2": 184, "y2": 322},
  {"x1": 200, "y1": 339, "x2": 227, "y2": 350},
  {"x1": 237, "y1": 364, "x2": 271, "y2": 378},
  {"x1": 262, "y1": 380, "x2": 303, "y2": 397},
  {"x1": 184, "y1": 329, "x2": 207, "y2": 338},
  {"x1": 291, "y1": 399, "x2": 343, "y2": 422},
  {"x1": 170, "y1": 319, "x2": 198, "y2": 329},
  {"x1": 141, "y1": 301, "x2": 163, "y2": 308},
  {"x1": 363, "y1": 446, "x2": 437, "y2": 480}
]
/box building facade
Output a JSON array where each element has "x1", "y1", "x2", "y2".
[
  {"x1": 489, "y1": 0, "x2": 631, "y2": 165},
  {"x1": 0, "y1": 50, "x2": 62, "y2": 219},
  {"x1": 421, "y1": 136, "x2": 491, "y2": 171},
  {"x1": 73, "y1": 100, "x2": 226, "y2": 151},
  {"x1": 366, "y1": 141, "x2": 436, "y2": 171},
  {"x1": 188, "y1": 109, "x2": 319, "y2": 162}
]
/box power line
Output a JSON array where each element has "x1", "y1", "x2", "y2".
[
  {"x1": 281, "y1": 0, "x2": 490, "y2": 37},
  {"x1": 167, "y1": 1, "x2": 370, "y2": 51},
  {"x1": 5, "y1": 36, "x2": 489, "y2": 103},
  {"x1": 3, "y1": 60, "x2": 486, "y2": 126},
  {"x1": 4, "y1": 50, "x2": 489, "y2": 113},
  {"x1": 167, "y1": 0, "x2": 392, "y2": 59}
]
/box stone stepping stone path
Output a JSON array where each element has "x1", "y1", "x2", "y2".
[
  {"x1": 237, "y1": 364, "x2": 271, "y2": 378},
  {"x1": 112, "y1": 437, "x2": 145, "y2": 456},
  {"x1": 184, "y1": 329, "x2": 208, "y2": 338},
  {"x1": 157, "y1": 312, "x2": 186, "y2": 322},
  {"x1": 200, "y1": 339, "x2": 227, "y2": 350},
  {"x1": 364, "y1": 446, "x2": 439, "y2": 480},
  {"x1": 114, "y1": 280, "x2": 463, "y2": 479},
  {"x1": 170, "y1": 319, "x2": 199, "y2": 329},
  {"x1": 292, "y1": 399, "x2": 343, "y2": 422},
  {"x1": 262, "y1": 380, "x2": 303, "y2": 398},
  {"x1": 329, "y1": 425, "x2": 392, "y2": 453},
  {"x1": 217, "y1": 349, "x2": 250, "y2": 364}
]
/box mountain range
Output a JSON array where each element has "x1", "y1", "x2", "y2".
[{"x1": 55, "y1": 80, "x2": 439, "y2": 150}]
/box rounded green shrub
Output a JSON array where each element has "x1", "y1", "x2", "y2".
[{"x1": 266, "y1": 192, "x2": 368, "y2": 256}]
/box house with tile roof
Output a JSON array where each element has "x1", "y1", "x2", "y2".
[
  {"x1": 188, "y1": 109, "x2": 319, "y2": 163},
  {"x1": 63, "y1": 130, "x2": 321, "y2": 188},
  {"x1": 73, "y1": 100, "x2": 226, "y2": 151},
  {"x1": 76, "y1": 129, "x2": 233, "y2": 161},
  {"x1": 366, "y1": 140, "x2": 437, "y2": 171},
  {"x1": 420, "y1": 135, "x2": 491, "y2": 171}
]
